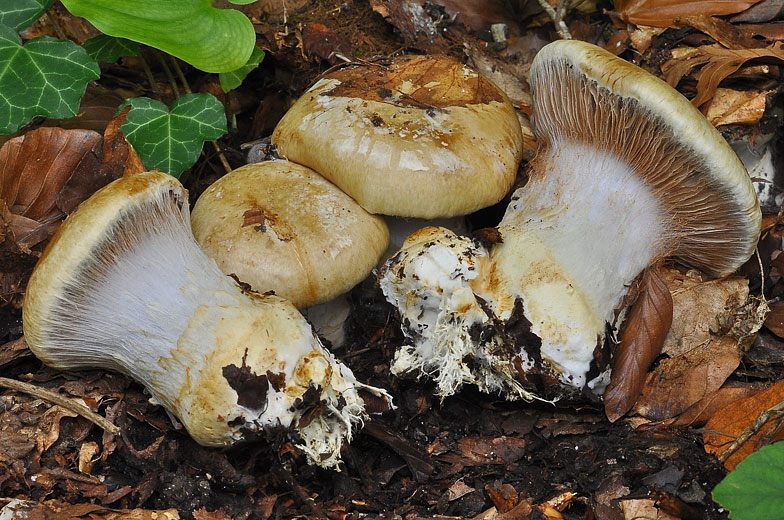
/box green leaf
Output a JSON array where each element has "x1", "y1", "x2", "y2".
[
  {"x1": 229, "y1": 0, "x2": 257, "y2": 4},
  {"x1": 119, "y1": 94, "x2": 227, "y2": 177},
  {"x1": 219, "y1": 46, "x2": 264, "y2": 92},
  {"x1": 60, "y1": 0, "x2": 255, "y2": 73},
  {"x1": 0, "y1": 26, "x2": 100, "y2": 135},
  {"x1": 713, "y1": 442, "x2": 784, "y2": 520},
  {"x1": 82, "y1": 34, "x2": 139, "y2": 63},
  {"x1": 0, "y1": 0, "x2": 55, "y2": 32}
]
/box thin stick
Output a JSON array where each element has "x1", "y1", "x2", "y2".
[
  {"x1": 46, "y1": 11, "x2": 67, "y2": 40},
  {"x1": 169, "y1": 56, "x2": 192, "y2": 94},
  {"x1": 155, "y1": 50, "x2": 181, "y2": 98},
  {"x1": 0, "y1": 376, "x2": 120, "y2": 436},
  {"x1": 138, "y1": 50, "x2": 161, "y2": 97},
  {"x1": 718, "y1": 400, "x2": 784, "y2": 463},
  {"x1": 536, "y1": 0, "x2": 573, "y2": 40}
]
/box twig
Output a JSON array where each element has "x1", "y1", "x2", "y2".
[
  {"x1": 273, "y1": 466, "x2": 329, "y2": 520},
  {"x1": 169, "y1": 55, "x2": 192, "y2": 94},
  {"x1": 0, "y1": 376, "x2": 120, "y2": 436},
  {"x1": 155, "y1": 50, "x2": 180, "y2": 99},
  {"x1": 46, "y1": 11, "x2": 67, "y2": 40},
  {"x1": 718, "y1": 399, "x2": 784, "y2": 463},
  {"x1": 137, "y1": 49, "x2": 161, "y2": 97},
  {"x1": 535, "y1": 0, "x2": 573, "y2": 40}
]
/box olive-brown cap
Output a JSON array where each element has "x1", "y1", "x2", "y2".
[
  {"x1": 191, "y1": 160, "x2": 390, "y2": 308},
  {"x1": 530, "y1": 40, "x2": 761, "y2": 277},
  {"x1": 272, "y1": 55, "x2": 524, "y2": 219}
]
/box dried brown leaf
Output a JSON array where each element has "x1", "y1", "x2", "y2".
[
  {"x1": 661, "y1": 43, "x2": 784, "y2": 108},
  {"x1": 301, "y1": 23, "x2": 354, "y2": 65},
  {"x1": 633, "y1": 336, "x2": 742, "y2": 420},
  {"x1": 704, "y1": 379, "x2": 784, "y2": 469},
  {"x1": 604, "y1": 269, "x2": 673, "y2": 422},
  {"x1": 764, "y1": 301, "x2": 784, "y2": 337},
  {"x1": 0, "y1": 127, "x2": 101, "y2": 223},
  {"x1": 676, "y1": 15, "x2": 764, "y2": 48},
  {"x1": 612, "y1": 0, "x2": 761, "y2": 27},
  {"x1": 705, "y1": 88, "x2": 770, "y2": 126},
  {"x1": 630, "y1": 270, "x2": 751, "y2": 421},
  {"x1": 731, "y1": 0, "x2": 784, "y2": 23},
  {"x1": 368, "y1": 0, "x2": 447, "y2": 53}
]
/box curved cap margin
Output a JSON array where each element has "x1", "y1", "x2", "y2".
[{"x1": 530, "y1": 40, "x2": 761, "y2": 276}]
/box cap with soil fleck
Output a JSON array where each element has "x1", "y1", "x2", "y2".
[
  {"x1": 190, "y1": 160, "x2": 390, "y2": 309},
  {"x1": 272, "y1": 54, "x2": 524, "y2": 219}
]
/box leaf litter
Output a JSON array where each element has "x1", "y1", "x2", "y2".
[{"x1": 1, "y1": 0, "x2": 784, "y2": 518}]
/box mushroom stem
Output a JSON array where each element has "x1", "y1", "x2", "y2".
[
  {"x1": 23, "y1": 172, "x2": 389, "y2": 469},
  {"x1": 484, "y1": 140, "x2": 670, "y2": 387}
]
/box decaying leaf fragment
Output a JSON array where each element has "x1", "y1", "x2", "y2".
[
  {"x1": 705, "y1": 88, "x2": 771, "y2": 126},
  {"x1": 661, "y1": 43, "x2": 784, "y2": 108},
  {"x1": 704, "y1": 379, "x2": 784, "y2": 470},
  {"x1": 604, "y1": 269, "x2": 673, "y2": 422},
  {"x1": 0, "y1": 117, "x2": 143, "y2": 306},
  {"x1": 633, "y1": 269, "x2": 760, "y2": 421},
  {"x1": 612, "y1": 0, "x2": 761, "y2": 27}
]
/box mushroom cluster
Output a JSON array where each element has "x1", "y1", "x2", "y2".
[
  {"x1": 379, "y1": 40, "x2": 761, "y2": 399},
  {"x1": 22, "y1": 171, "x2": 391, "y2": 469}
]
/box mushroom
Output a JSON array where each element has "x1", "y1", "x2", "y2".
[
  {"x1": 271, "y1": 54, "x2": 524, "y2": 247},
  {"x1": 190, "y1": 160, "x2": 390, "y2": 345},
  {"x1": 380, "y1": 40, "x2": 762, "y2": 399},
  {"x1": 22, "y1": 171, "x2": 391, "y2": 469}
]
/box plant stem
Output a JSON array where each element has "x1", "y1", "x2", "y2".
[
  {"x1": 0, "y1": 376, "x2": 120, "y2": 436},
  {"x1": 536, "y1": 0, "x2": 573, "y2": 40}
]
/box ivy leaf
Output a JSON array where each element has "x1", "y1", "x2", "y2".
[
  {"x1": 603, "y1": 268, "x2": 673, "y2": 422},
  {"x1": 713, "y1": 442, "x2": 784, "y2": 520},
  {"x1": 82, "y1": 34, "x2": 139, "y2": 63},
  {"x1": 219, "y1": 46, "x2": 265, "y2": 92},
  {"x1": 119, "y1": 94, "x2": 227, "y2": 177},
  {"x1": 60, "y1": 0, "x2": 255, "y2": 73},
  {"x1": 0, "y1": 0, "x2": 55, "y2": 32},
  {"x1": 0, "y1": 25, "x2": 100, "y2": 135}
]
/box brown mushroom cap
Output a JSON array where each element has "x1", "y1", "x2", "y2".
[
  {"x1": 530, "y1": 40, "x2": 761, "y2": 277},
  {"x1": 272, "y1": 55, "x2": 524, "y2": 219},
  {"x1": 190, "y1": 161, "x2": 390, "y2": 308}
]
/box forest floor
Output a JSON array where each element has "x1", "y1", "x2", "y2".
[{"x1": 2, "y1": 1, "x2": 784, "y2": 519}]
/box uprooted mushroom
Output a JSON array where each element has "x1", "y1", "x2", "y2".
[
  {"x1": 22, "y1": 171, "x2": 391, "y2": 469},
  {"x1": 379, "y1": 40, "x2": 762, "y2": 400}
]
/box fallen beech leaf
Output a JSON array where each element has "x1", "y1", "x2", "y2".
[
  {"x1": 629, "y1": 25, "x2": 665, "y2": 53},
  {"x1": 301, "y1": 23, "x2": 354, "y2": 64},
  {"x1": 456, "y1": 435, "x2": 526, "y2": 464},
  {"x1": 619, "y1": 498, "x2": 680, "y2": 520},
  {"x1": 0, "y1": 127, "x2": 101, "y2": 223},
  {"x1": 731, "y1": 0, "x2": 784, "y2": 22},
  {"x1": 661, "y1": 43, "x2": 784, "y2": 108},
  {"x1": 675, "y1": 15, "x2": 764, "y2": 48},
  {"x1": 764, "y1": 301, "x2": 784, "y2": 337},
  {"x1": 631, "y1": 269, "x2": 754, "y2": 420},
  {"x1": 705, "y1": 88, "x2": 770, "y2": 126},
  {"x1": 634, "y1": 336, "x2": 742, "y2": 420},
  {"x1": 705, "y1": 380, "x2": 784, "y2": 469},
  {"x1": 604, "y1": 269, "x2": 673, "y2": 422},
  {"x1": 368, "y1": 0, "x2": 447, "y2": 52},
  {"x1": 446, "y1": 480, "x2": 475, "y2": 501},
  {"x1": 486, "y1": 483, "x2": 518, "y2": 512},
  {"x1": 78, "y1": 441, "x2": 100, "y2": 475},
  {"x1": 668, "y1": 382, "x2": 767, "y2": 427},
  {"x1": 612, "y1": 0, "x2": 760, "y2": 27}
]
